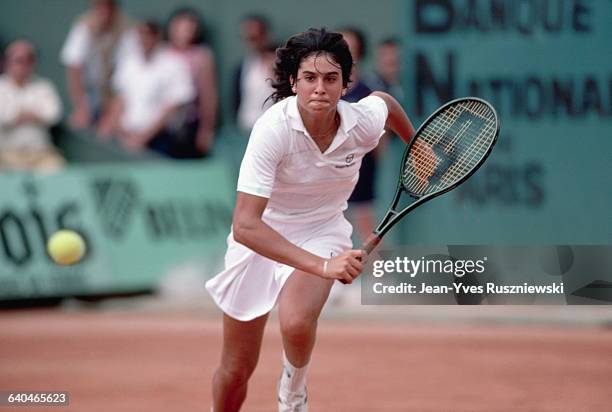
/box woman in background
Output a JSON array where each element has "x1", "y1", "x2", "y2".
[{"x1": 167, "y1": 8, "x2": 217, "y2": 157}]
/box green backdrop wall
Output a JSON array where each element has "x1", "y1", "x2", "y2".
[
  {"x1": 399, "y1": 0, "x2": 611, "y2": 244},
  {"x1": 0, "y1": 0, "x2": 609, "y2": 253},
  {"x1": 0, "y1": 161, "x2": 234, "y2": 300}
]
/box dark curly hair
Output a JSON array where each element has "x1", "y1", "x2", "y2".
[{"x1": 269, "y1": 27, "x2": 353, "y2": 103}]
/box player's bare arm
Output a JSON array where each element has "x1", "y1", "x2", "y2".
[
  {"x1": 370, "y1": 91, "x2": 436, "y2": 180},
  {"x1": 233, "y1": 192, "x2": 364, "y2": 284},
  {"x1": 370, "y1": 91, "x2": 415, "y2": 144}
]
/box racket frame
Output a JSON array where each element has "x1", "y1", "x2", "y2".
[{"x1": 370, "y1": 97, "x2": 500, "y2": 244}]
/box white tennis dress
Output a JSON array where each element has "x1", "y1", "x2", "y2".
[{"x1": 205, "y1": 95, "x2": 388, "y2": 321}]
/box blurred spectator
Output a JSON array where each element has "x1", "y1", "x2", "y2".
[
  {"x1": 97, "y1": 20, "x2": 195, "y2": 157},
  {"x1": 368, "y1": 36, "x2": 405, "y2": 179},
  {"x1": 61, "y1": 0, "x2": 138, "y2": 131},
  {"x1": 0, "y1": 39, "x2": 5, "y2": 73},
  {"x1": 368, "y1": 37, "x2": 404, "y2": 104},
  {"x1": 166, "y1": 7, "x2": 217, "y2": 157},
  {"x1": 339, "y1": 28, "x2": 377, "y2": 242},
  {"x1": 0, "y1": 40, "x2": 63, "y2": 173},
  {"x1": 368, "y1": 37, "x2": 408, "y2": 246},
  {"x1": 233, "y1": 14, "x2": 275, "y2": 133},
  {"x1": 368, "y1": 37, "x2": 405, "y2": 160},
  {"x1": 339, "y1": 28, "x2": 372, "y2": 102}
]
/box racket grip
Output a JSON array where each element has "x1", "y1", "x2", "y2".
[
  {"x1": 361, "y1": 234, "x2": 382, "y2": 255},
  {"x1": 338, "y1": 234, "x2": 381, "y2": 284}
]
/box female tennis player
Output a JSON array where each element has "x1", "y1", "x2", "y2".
[{"x1": 205, "y1": 27, "x2": 415, "y2": 411}]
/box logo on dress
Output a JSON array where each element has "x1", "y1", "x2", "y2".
[{"x1": 335, "y1": 153, "x2": 356, "y2": 169}]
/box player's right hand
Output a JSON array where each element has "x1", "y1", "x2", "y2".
[{"x1": 319, "y1": 250, "x2": 365, "y2": 284}]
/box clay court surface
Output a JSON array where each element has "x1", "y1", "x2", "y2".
[{"x1": 1, "y1": 309, "x2": 611, "y2": 412}]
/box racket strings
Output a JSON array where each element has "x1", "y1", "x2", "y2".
[
  {"x1": 427, "y1": 107, "x2": 494, "y2": 185},
  {"x1": 404, "y1": 111, "x2": 467, "y2": 189},
  {"x1": 415, "y1": 102, "x2": 487, "y2": 168},
  {"x1": 403, "y1": 100, "x2": 496, "y2": 196},
  {"x1": 443, "y1": 104, "x2": 496, "y2": 177},
  {"x1": 409, "y1": 117, "x2": 492, "y2": 194},
  {"x1": 408, "y1": 105, "x2": 494, "y2": 194}
]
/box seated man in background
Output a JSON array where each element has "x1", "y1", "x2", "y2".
[
  {"x1": 97, "y1": 20, "x2": 195, "y2": 158},
  {"x1": 61, "y1": 0, "x2": 137, "y2": 131},
  {"x1": 0, "y1": 40, "x2": 64, "y2": 173}
]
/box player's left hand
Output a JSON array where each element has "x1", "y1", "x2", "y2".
[{"x1": 411, "y1": 139, "x2": 437, "y2": 182}]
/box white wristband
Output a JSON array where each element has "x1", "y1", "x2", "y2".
[{"x1": 323, "y1": 259, "x2": 328, "y2": 275}]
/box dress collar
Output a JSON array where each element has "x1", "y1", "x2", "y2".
[{"x1": 286, "y1": 96, "x2": 358, "y2": 153}]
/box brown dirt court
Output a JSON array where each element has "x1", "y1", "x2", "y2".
[{"x1": 1, "y1": 308, "x2": 611, "y2": 411}]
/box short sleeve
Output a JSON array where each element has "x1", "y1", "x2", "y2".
[
  {"x1": 60, "y1": 22, "x2": 90, "y2": 66},
  {"x1": 236, "y1": 122, "x2": 285, "y2": 198},
  {"x1": 358, "y1": 95, "x2": 388, "y2": 139}
]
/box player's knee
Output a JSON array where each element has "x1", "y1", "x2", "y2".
[
  {"x1": 280, "y1": 316, "x2": 316, "y2": 344},
  {"x1": 218, "y1": 352, "x2": 259, "y2": 384},
  {"x1": 216, "y1": 361, "x2": 254, "y2": 387}
]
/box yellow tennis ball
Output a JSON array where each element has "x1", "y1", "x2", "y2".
[{"x1": 47, "y1": 230, "x2": 86, "y2": 265}]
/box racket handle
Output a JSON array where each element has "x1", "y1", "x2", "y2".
[
  {"x1": 361, "y1": 234, "x2": 382, "y2": 255},
  {"x1": 338, "y1": 234, "x2": 381, "y2": 284}
]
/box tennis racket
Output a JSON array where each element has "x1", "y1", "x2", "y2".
[{"x1": 354, "y1": 97, "x2": 500, "y2": 266}]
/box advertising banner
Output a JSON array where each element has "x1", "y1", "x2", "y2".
[
  {"x1": 0, "y1": 161, "x2": 234, "y2": 300},
  {"x1": 400, "y1": 0, "x2": 611, "y2": 244}
]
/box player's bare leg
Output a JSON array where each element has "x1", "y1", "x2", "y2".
[
  {"x1": 212, "y1": 313, "x2": 268, "y2": 412},
  {"x1": 277, "y1": 271, "x2": 334, "y2": 410}
]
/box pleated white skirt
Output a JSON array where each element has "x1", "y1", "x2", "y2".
[{"x1": 205, "y1": 213, "x2": 353, "y2": 321}]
